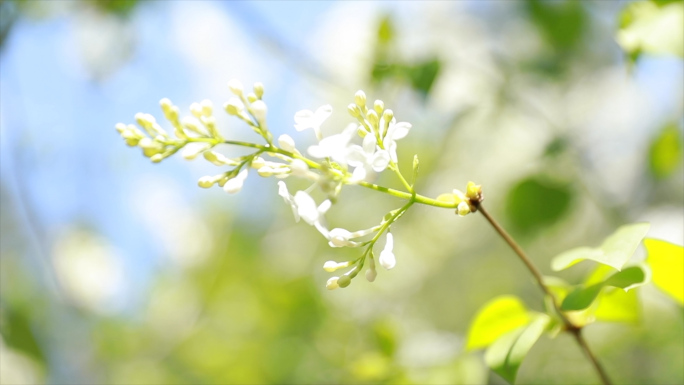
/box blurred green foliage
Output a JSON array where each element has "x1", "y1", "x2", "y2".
[
  {"x1": 371, "y1": 15, "x2": 441, "y2": 97},
  {"x1": 504, "y1": 176, "x2": 572, "y2": 236},
  {"x1": 648, "y1": 122, "x2": 683, "y2": 179}
]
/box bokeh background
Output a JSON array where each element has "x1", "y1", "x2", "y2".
[{"x1": 1, "y1": 1, "x2": 682, "y2": 384}]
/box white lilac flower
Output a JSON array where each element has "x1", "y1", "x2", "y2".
[
  {"x1": 294, "y1": 105, "x2": 332, "y2": 140},
  {"x1": 277, "y1": 182, "x2": 331, "y2": 237},
  {"x1": 378, "y1": 232, "x2": 396, "y2": 270},
  {"x1": 346, "y1": 133, "x2": 390, "y2": 182},
  {"x1": 382, "y1": 120, "x2": 412, "y2": 163},
  {"x1": 224, "y1": 169, "x2": 249, "y2": 194},
  {"x1": 307, "y1": 123, "x2": 358, "y2": 164}
]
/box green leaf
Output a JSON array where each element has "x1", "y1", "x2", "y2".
[
  {"x1": 551, "y1": 223, "x2": 650, "y2": 271},
  {"x1": 406, "y1": 59, "x2": 441, "y2": 96},
  {"x1": 484, "y1": 315, "x2": 549, "y2": 384},
  {"x1": 505, "y1": 176, "x2": 572, "y2": 235},
  {"x1": 466, "y1": 295, "x2": 531, "y2": 351},
  {"x1": 594, "y1": 288, "x2": 639, "y2": 323},
  {"x1": 645, "y1": 238, "x2": 684, "y2": 305},
  {"x1": 561, "y1": 266, "x2": 648, "y2": 311},
  {"x1": 648, "y1": 122, "x2": 683, "y2": 179}
]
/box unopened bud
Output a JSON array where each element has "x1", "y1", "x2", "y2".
[
  {"x1": 278, "y1": 134, "x2": 296, "y2": 152},
  {"x1": 253, "y1": 82, "x2": 264, "y2": 98},
  {"x1": 337, "y1": 275, "x2": 351, "y2": 288},
  {"x1": 250, "y1": 100, "x2": 267, "y2": 123},
  {"x1": 326, "y1": 277, "x2": 340, "y2": 290},
  {"x1": 348, "y1": 103, "x2": 362, "y2": 118},
  {"x1": 367, "y1": 110, "x2": 379, "y2": 129},
  {"x1": 374, "y1": 100, "x2": 384, "y2": 114},
  {"x1": 365, "y1": 268, "x2": 377, "y2": 282},
  {"x1": 227, "y1": 79, "x2": 244, "y2": 96},
  {"x1": 290, "y1": 159, "x2": 309, "y2": 176},
  {"x1": 382, "y1": 109, "x2": 394, "y2": 124},
  {"x1": 457, "y1": 201, "x2": 471, "y2": 217},
  {"x1": 246, "y1": 92, "x2": 258, "y2": 103},
  {"x1": 354, "y1": 90, "x2": 367, "y2": 108},
  {"x1": 200, "y1": 99, "x2": 213, "y2": 116},
  {"x1": 189, "y1": 102, "x2": 203, "y2": 118},
  {"x1": 224, "y1": 98, "x2": 243, "y2": 116},
  {"x1": 197, "y1": 175, "x2": 217, "y2": 188}
]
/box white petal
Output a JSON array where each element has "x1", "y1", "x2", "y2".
[
  {"x1": 294, "y1": 191, "x2": 319, "y2": 225},
  {"x1": 370, "y1": 151, "x2": 390, "y2": 172},
  {"x1": 350, "y1": 166, "x2": 367, "y2": 183},
  {"x1": 277, "y1": 181, "x2": 299, "y2": 222},
  {"x1": 379, "y1": 250, "x2": 396, "y2": 270},
  {"x1": 345, "y1": 145, "x2": 368, "y2": 167},
  {"x1": 293, "y1": 109, "x2": 314, "y2": 131},
  {"x1": 314, "y1": 104, "x2": 333, "y2": 121},
  {"x1": 389, "y1": 122, "x2": 411, "y2": 141},
  {"x1": 317, "y1": 199, "x2": 332, "y2": 214},
  {"x1": 362, "y1": 134, "x2": 376, "y2": 154}
]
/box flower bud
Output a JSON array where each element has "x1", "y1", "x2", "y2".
[
  {"x1": 382, "y1": 109, "x2": 394, "y2": 125},
  {"x1": 198, "y1": 175, "x2": 217, "y2": 188},
  {"x1": 189, "y1": 102, "x2": 203, "y2": 118},
  {"x1": 278, "y1": 134, "x2": 296, "y2": 153},
  {"x1": 182, "y1": 142, "x2": 209, "y2": 160},
  {"x1": 227, "y1": 79, "x2": 244, "y2": 96},
  {"x1": 367, "y1": 110, "x2": 379, "y2": 129},
  {"x1": 466, "y1": 181, "x2": 482, "y2": 201},
  {"x1": 224, "y1": 98, "x2": 244, "y2": 116},
  {"x1": 224, "y1": 169, "x2": 248, "y2": 194},
  {"x1": 115, "y1": 123, "x2": 126, "y2": 133},
  {"x1": 247, "y1": 93, "x2": 258, "y2": 103},
  {"x1": 251, "y1": 156, "x2": 266, "y2": 169},
  {"x1": 457, "y1": 201, "x2": 471, "y2": 217},
  {"x1": 253, "y1": 82, "x2": 264, "y2": 99},
  {"x1": 257, "y1": 166, "x2": 275, "y2": 177},
  {"x1": 348, "y1": 103, "x2": 361, "y2": 118},
  {"x1": 337, "y1": 274, "x2": 351, "y2": 288},
  {"x1": 354, "y1": 90, "x2": 367, "y2": 108},
  {"x1": 365, "y1": 268, "x2": 377, "y2": 282},
  {"x1": 374, "y1": 100, "x2": 384, "y2": 114},
  {"x1": 200, "y1": 99, "x2": 213, "y2": 116},
  {"x1": 326, "y1": 277, "x2": 340, "y2": 290},
  {"x1": 323, "y1": 260, "x2": 350, "y2": 272},
  {"x1": 289, "y1": 159, "x2": 309, "y2": 177},
  {"x1": 250, "y1": 100, "x2": 267, "y2": 124},
  {"x1": 150, "y1": 153, "x2": 164, "y2": 163}
]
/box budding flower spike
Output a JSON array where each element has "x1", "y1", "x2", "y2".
[{"x1": 115, "y1": 81, "x2": 483, "y2": 289}]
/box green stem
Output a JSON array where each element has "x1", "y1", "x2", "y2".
[{"x1": 475, "y1": 204, "x2": 613, "y2": 385}]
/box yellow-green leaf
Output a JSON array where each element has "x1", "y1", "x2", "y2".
[
  {"x1": 551, "y1": 223, "x2": 650, "y2": 271},
  {"x1": 484, "y1": 315, "x2": 550, "y2": 384},
  {"x1": 645, "y1": 238, "x2": 684, "y2": 305},
  {"x1": 561, "y1": 266, "x2": 649, "y2": 311},
  {"x1": 466, "y1": 295, "x2": 530, "y2": 351}
]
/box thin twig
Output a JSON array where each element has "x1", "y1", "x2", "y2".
[{"x1": 476, "y1": 203, "x2": 613, "y2": 385}]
